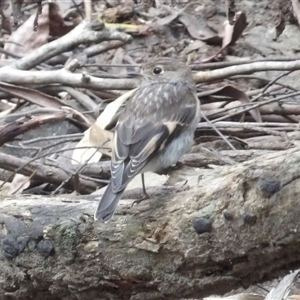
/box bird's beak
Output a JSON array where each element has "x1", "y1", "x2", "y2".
[{"x1": 127, "y1": 71, "x2": 141, "y2": 78}]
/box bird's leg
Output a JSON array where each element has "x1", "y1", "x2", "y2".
[
  {"x1": 141, "y1": 173, "x2": 149, "y2": 199},
  {"x1": 131, "y1": 174, "x2": 150, "y2": 207}
]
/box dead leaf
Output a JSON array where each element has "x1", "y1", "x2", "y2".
[
  {"x1": 204, "y1": 294, "x2": 263, "y2": 300},
  {"x1": 61, "y1": 106, "x2": 91, "y2": 128},
  {"x1": 0, "y1": 82, "x2": 69, "y2": 109},
  {"x1": 152, "y1": 5, "x2": 221, "y2": 45},
  {"x1": 171, "y1": 10, "x2": 246, "y2": 62},
  {"x1": 72, "y1": 89, "x2": 137, "y2": 165},
  {"x1": 9, "y1": 174, "x2": 31, "y2": 195},
  {"x1": 155, "y1": 9, "x2": 180, "y2": 27},
  {"x1": 292, "y1": 0, "x2": 300, "y2": 26},
  {"x1": 179, "y1": 12, "x2": 221, "y2": 44},
  {"x1": 184, "y1": 40, "x2": 206, "y2": 55},
  {"x1": 200, "y1": 85, "x2": 262, "y2": 122},
  {"x1": 265, "y1": 269, "x2": 300, "y2": 300},
  {"x1": 71, "y1": 127, "x2": 113, "y2": 164},
  {"x1": 0, "y1": 111, "x2": 68, "y2": 147},
  {"x1": 3, "y1": 3, "x2": 75, "y2": 59},
  {"x1": 200, "y1": 12, "x2": 247, "y2": 63},
  {"x1": 3, "y1": 3, "x2": 50, "y2": 58},
  {"x1": 222, "y1": 12, "x2": 248, "y2": 49},
  {"x1": 274, "y1": 13, "x2": 286, "y2": 41},
  {"x1": 89, "y1": 125, "x2": 113, "y2": 153},
  {"x1": 102, "y1": 4, "x2": 134, "y2": 23}
]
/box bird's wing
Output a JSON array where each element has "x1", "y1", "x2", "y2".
[{"x1": 111, "y1": 83, "x2": 198, "y2": 193}]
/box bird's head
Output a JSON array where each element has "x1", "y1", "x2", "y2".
[{"x1": 140, "y1": 57, "x2": 193, "y2": 83}]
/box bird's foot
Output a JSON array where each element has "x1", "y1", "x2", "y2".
[
  {"x1": 131, "y1": 190, "x2": 150, "y2": 207},
  {"x1": 172, "y1": 180, "x2": 189, "y2": 192}
]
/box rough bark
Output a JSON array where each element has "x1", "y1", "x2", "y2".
[{"x1": 1, "y1": 147, "x2": 300, "y2": 300}]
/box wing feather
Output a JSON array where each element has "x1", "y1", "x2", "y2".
[{"x1": 110, "y1": 81, "x2": 198, "y2": 193}]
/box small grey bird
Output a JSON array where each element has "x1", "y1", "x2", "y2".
[{"x1": 94, "y1": 57, "x2": 200, "y2": 222}]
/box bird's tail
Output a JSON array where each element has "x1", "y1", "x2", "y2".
[{"x1": 94, "y1": 182, "x2": 124, "y2": 222}]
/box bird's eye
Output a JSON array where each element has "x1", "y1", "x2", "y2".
[{"x1": 153, "y1": 67, "x2": 163, "y2": 74}]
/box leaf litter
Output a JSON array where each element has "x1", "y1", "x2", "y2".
[{"x1": 0, "y1": 0, "x2": 300, "y2": 297}]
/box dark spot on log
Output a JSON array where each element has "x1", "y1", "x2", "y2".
[
  {"x1": 91, "y1": 22, "x2": 105, "y2": 31},
  {"x1": 261, "y1": 241, "x2": 269, "y2": 248},
  {"x1": 36, "y1": 240, "x2": 55, "y2": 257},
  {"x1": 243, "y1": 213, "x2": 257, "y2": 225},
  {"x1": 2, "y1": 237, "x2": 19, "y2": 259},
  {"x1": 223, "y1": 210, "x2": 234, "y2": 220},
  {"x1": 258, "y1": 176, "x2": 281, "y2": 197},
  {"x1": 193, "y1": 218, "x2": 212, "y2": 234},
  {"x1": 2, "y1": 234, "x2": 29, "y2": 259}
]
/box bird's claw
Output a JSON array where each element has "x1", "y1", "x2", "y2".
[{"x1": 131, "y1": 191, "x2": 150, "y2": 207}]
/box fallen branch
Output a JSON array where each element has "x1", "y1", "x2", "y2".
[
  {"x1": 194, "y1": 59, "x2": 300, "y2": 83},
  {"x1": 0, "y1": 152, "x2": 111, "y2": 193},
  {"x1": 1, "y1": 58, "x2": 300, "y2": 91},
  {"x1": 0, "y1": 67, "x2": 138, "y2": 90},
  {"x1": 0, "y1": 112, "x2": 69, "y2": 147},
  {"x1": 1, "y1": 147, "x2": 300, "y2": 299},
  {"x1": 12, "y1": 21, "x2": 132, "y2": 70}
]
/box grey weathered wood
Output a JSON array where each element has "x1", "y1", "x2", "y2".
[{"x1": 1, "y1": 147, "x2": 300, "y2": 300}]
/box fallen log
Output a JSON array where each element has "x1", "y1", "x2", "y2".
[{"x1": 0, "y1": 147, "x2": 300, "y2": 300}]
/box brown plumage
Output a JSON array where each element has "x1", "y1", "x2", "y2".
[{"x1": 94, "y1": 57, "x2": 200, "y2": 222}]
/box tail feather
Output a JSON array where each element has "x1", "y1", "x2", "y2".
[{"x1": 94, "y1": 182, "x2": 124, "y2": 222}]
